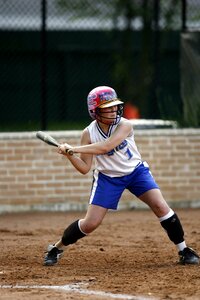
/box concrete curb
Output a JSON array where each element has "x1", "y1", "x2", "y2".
[{"x1": 0, "y1": 200, "x2": 200, "y2": 214}]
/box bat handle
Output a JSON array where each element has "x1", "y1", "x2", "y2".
[{"x1": 66, "y1": 149, "x2": 74, "y2": 156}]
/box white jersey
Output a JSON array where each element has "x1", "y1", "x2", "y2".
[{"x1": 87, "y1": 118, "x2": 142, "y2": 177}]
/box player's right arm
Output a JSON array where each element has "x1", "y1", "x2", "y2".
[
  {"x1": 64, "y1": 119, "x2": 132, "y2": 155},
  {"x1": 58, "y1": 128, "x2": 93, "y2": 175}
]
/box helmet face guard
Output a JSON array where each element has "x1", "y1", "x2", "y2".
[
  {"x1": 95, "y1": 104, "x2": 123, "y2": 125},
  {"x1": 87, "y1": 86, "x2": 124, "y2": 125}
]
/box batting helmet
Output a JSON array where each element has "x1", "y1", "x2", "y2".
[{"x1": 87, "y1": 86, "x2": 124, "y2": 124}]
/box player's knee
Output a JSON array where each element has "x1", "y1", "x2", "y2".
[
  {"x1": 160, "y1": 213, "x2": 184, "y2": 244},
  {"x1": 81, "y1": 218, "x2": 101, "y2": 234},
  {"x1": 62, "y1": 220, "x2": 86, "y2": 246}
]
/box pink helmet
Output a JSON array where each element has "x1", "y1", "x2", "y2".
[{"x1": 87, "y1": 86, "x2": 124, "y2": 123}]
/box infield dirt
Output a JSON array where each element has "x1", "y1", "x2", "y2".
[{"x1": 0, "y1": 208, "x2": 200, "y2": 300}]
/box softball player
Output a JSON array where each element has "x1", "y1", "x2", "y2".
[{"x1": 44, "y1": 86, "x2": 199, "y2": 266}]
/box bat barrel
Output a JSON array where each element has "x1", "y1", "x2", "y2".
[{"x1": 36, "y1": 131, "x2": 60, "y2": 147}]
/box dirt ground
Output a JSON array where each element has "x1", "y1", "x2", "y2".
[{"x1": 0, "y1": 208, "x2": 200, "y2": 300}]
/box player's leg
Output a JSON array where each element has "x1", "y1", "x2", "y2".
[
  {"x1": 44, "y1": 204, "x2": 107, "y2": 266},
  {"x1": 127, "y1": 162, "x2": 199, "y2": 265},
  {"x1": 44, "y1": 171, "x2": 125, "y2": 266},
  {"x1": 139, "y1": 188, "x2": 199, "y2": 265},
  {"x1": 60, "y1": 204, "x2": 108, "y2": 247},
  {"x1": 139, "y1": 188, "x2": 185, "y2": 247},
  {"x1": 78, "y1": 204, "x2": 108, "y2": 234},
  {"x1": 138, "y1": 188, "x2": 170, "y2": 217}
]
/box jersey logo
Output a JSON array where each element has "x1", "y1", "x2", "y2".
[
  {"x1": 106, "y1": 140, "x2": 133, "y2": 160},
  {"x1": 107, "y1": 140, "x2": 127, "y2": 156}
]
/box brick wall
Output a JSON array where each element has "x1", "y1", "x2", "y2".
[{"x1": 0, "y1": 129, "x2": 199, "y2": 213}]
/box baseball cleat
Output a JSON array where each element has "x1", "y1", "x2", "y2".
[
  {"x1": 179, "y1": 247, "x2": 199, "y2": 265},
  {"x1": 44, "y1": 244, "x2": 63, "y2": 266}
]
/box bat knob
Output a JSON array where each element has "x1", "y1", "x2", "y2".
[{"x1": 67, "y1": 149, "x2": 74, "y2": 156}]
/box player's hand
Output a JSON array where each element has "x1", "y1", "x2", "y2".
[{"x1": 58, "y1": 143, "x2": 72, "y2": 155}]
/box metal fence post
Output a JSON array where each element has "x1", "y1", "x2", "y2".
[
  {"x1": 149, "y1": 0, "x2": 161, "y2": 119},
  {"x1": 181, "y1": 0, "x2": 187, "y2": 32},
  {"x1": 41, "y1": 0, "x2": 47, "y2": 130}
]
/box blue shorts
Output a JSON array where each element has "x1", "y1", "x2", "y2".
[{"x1": 89, "y1": 162, "x2": 159, "y2": 210}]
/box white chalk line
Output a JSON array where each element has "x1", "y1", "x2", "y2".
[{"x1": 0, "y1": 283, "x2": 157, "y2": 300}]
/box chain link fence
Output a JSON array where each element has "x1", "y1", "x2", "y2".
[
  {"x1": 181, "y1": 0, "x2": 200, "y2": 127},
  {"x1": 0, "y1": 0, "x2": 199, "y2": 131}
]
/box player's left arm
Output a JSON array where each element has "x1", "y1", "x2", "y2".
[{"x1": 65, "y1": 119, "x2": 133, "y2": 155}]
